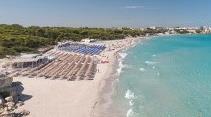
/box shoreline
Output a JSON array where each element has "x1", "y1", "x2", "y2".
[
  {"x1": 93, "y1": 34, "x2": 211, "y2": 117},
  {"x1": 93, "y1": 34, "x2": 197, "y2": 117},
  {"x1": 93, "y1": 36, "x2": 143, "y2": 117},
  {"x1": 11, "y1": 36, "x2": 144, "y2": 117}
]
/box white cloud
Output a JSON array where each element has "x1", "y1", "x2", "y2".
[{"x1": 124, "y1": 6, "x2": 145, "y2": 9}]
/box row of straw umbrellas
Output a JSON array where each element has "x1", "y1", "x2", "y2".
[{"x1": 22, "y1": 51, "x2": 97, "y2": 81}]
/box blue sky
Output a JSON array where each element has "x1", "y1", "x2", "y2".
[{"x1": 0, "y1": 0, "x2": 210, "y2": 27}]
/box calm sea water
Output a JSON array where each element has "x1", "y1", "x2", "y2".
[{"x1": 112, "y1": 34, "x2": 211, "y2": 117}]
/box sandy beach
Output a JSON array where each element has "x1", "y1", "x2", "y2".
[{"x1": 13, "y1": 37, "x2": 142, "y2": 117}]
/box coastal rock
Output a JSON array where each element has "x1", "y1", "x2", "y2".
[
  {"x1": 0, "y1": 96, "x2": 5, "y2": 105},
  {"x1": 5, "y1": 96, "x2": 13, "y2": 102},
  {"x1": 4, "y1": 107, "x2": 8, "y2": 112},
  {"x1": 10, "y1": 90, "x2": 18, "y2": 103},
  {"x1": 6, "y1": 102, "x2": 15, "y2": 109},
  {"x1": 0, "y1": 105, "x2": 4, "y2": 114},
  {"x1": 7, "y1": 106, "x2": 13, "y2": 111},
  {"x1": 16, "y1": 101, "x2": 24, "y2": 107},
  {"x1": 1, "y1": 109, "x2": 9, "y2": 115},
  {"x1": 0, "y1": 99, "x2": 4, "y2": 105},
  {"x1": 19, "y1": 109, "x2": 30, "y2": 116}
]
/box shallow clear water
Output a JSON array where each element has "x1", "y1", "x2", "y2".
[{"x1": 112, "y1": 34, "x2": 211, "y2": 117}]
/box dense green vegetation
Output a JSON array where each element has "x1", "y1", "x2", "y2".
[
  {"x1": 0, "y1": 24, "x2": 184, "y2": 58},
  {"x1": 0, "y1": 24, "x2": 163, "y2": 58}
]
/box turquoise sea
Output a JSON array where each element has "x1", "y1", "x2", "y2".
[{"x1": 112, "y1": 34, "x2": 211, "y2": 117}]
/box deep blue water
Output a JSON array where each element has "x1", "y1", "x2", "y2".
[{"x1": 113, "y1": 34, "x2": 211, "y2": 117}]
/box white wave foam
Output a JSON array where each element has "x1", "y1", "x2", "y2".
[
  {"x1": 125, "y1": 89, "x2": 138, "y2": 117},
  {"x1": 119, "y1": 53, "x2": 128, "y2": 59},
  {"x1": 126, "y1": 108, "x2": 134, "y2": 117},
  {"x1": 129, "y1": 100, "x2": 134, "y2": 106},
  {"x1": 117, "y1": 68, "x2": 121, "y2": 75},
  {"x1": 117, "y1": 61, "x2": 124, "y2": 75},
  {"x1": 145, "y1": 61, "x2": 159, "y2": 65},
  {"x1": 139, "y1": 67, "x2": 146, "y2": 72},
  {"x1": 152, "y1": 54, "x2": 156, "y2": 57},
  {"x1": 117, "y1": 53, "x2": 128, "y2": 75},
  {"x1": 125, "y1": 89, "x2": 136, "y2": 100}
]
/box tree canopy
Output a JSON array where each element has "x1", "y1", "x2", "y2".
[{"x1": 0, "y1": 24, "x2": 167, "y2": 58}]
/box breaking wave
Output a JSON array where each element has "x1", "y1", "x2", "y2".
[
  {"x1": 119, "y1": 53, "x2": 128, "y2": 59},
  {"x1": 126, "y1": 108, "x2": 134, "y2": 117},
  {"x1": 117, "y1": 53, "x2": 128, "y2": 75},
  {"x1": 125, "y1": 89, "x2": 136, "y2": 100},
  {"x1": 117, "y1": 61, "x2": 124, "y2": 75},
  {"x1": 125, "y1": 89, "x2": 136, "y2": 117}
]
